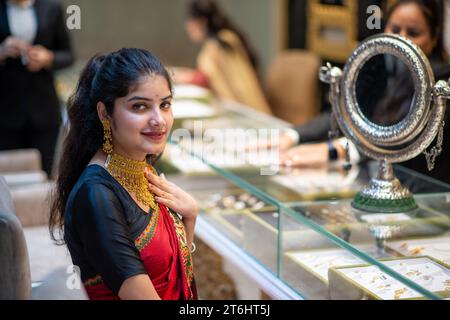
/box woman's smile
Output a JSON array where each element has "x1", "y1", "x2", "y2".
[{"x1": 141, "y1": 130, "x2": 167, "y2": 142}]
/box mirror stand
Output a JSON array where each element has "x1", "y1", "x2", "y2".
[{"x1": 352, "y1": 160, "x2": 417, "y2": 212}]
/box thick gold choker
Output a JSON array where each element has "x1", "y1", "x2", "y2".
[{"x1": 105, "y1": 153, "x2": 157, "y2": 213}]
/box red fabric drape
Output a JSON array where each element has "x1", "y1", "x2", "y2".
[{"x1": 84, "y1": 203, "x2": 197, "y2": 300}]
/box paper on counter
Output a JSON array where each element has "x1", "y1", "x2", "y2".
[
  {"x1": 166, "y1": 140, "x2": 278, "y2": 171},
  {"x1": 386, "y1": 237, "x2": 450, "y2": 265},
  {"x1": 270, "y1": 166, "x2": 360, "y2": 193},
  {"x1": 285, "y1": 248, "x2": 367, "y2": 282},
  {"x1": 164, "y1": 144, "x2": 212, "y2": 173},
  {"x1": 336, "y1": 257, "x2": 450, "y2": 300},
  {"x1": 173, "y1": 84, "x2": 211, "y2": 99},
  {"x1": 171, "y1": 100, "x2": 216, "y2": 119}
]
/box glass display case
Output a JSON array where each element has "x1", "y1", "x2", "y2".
[{"x1": 159, "y1": 89, "x2": 450, "y2": 300}]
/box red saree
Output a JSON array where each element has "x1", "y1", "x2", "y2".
[{"x1": 83, "y1": 203, "x2": 197, "y2": 300}]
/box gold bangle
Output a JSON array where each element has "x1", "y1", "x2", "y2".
[{"x1": 190, "y1": 242, "x2": 196, "y2": 253}]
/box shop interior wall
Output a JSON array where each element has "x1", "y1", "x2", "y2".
[{"x1": 60, "y1": 0, "x2": 281, "y2": 75}]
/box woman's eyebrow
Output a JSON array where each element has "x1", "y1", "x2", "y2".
[
  {"x1": 127, "y1": 94, "x2": 172, "y2": 102},
  {"x1": 127, "y1": 96, "x2": 150, "y2": 102}
]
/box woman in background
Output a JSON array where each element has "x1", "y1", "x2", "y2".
[
  {"x1": 176, "y1": 0, "x2": 271, "y2": 114},
  {"x1": 49, "y1": 48, "x2": 198, "y2": 300}
]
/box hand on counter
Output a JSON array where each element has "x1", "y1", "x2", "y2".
[
  {"x1": 245, "y1": 131, "x2": 297, "y2": 153},
  {"x1": 280, "y1": 142, "x2": 329, "y2": 167},
  {"x1": 280, "y1": 140, "x2": 347, "y2": 168}
]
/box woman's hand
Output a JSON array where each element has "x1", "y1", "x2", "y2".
[
  {"x1": 280, "y1": 142, "x2": 329, "y2": 167},
  {"x1": 145, "y1": 169, "x2": 199, "y2": 220},
  {"x1": 244, "y1": 132, "x2": 297, "y2": 154}
]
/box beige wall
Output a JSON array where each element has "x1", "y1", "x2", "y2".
[
  {"x1": 60, "y1": 0, "x2": 199, "y2": 67},
  {"x1": 59, "y1": 0, "x2": 285, "y2": 74},
  {"x1": 214, "y1": 0, "x2": 286, "y2": 75}
]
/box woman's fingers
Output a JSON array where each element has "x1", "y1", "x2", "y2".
[
  {"x1": 154, "y1": 196, "x2": 175, "y2": 208},
  {"x1": 145, "y1": 170, "x2": 181, "y2": 201},
  {"x1": 145, "y1": 170, "x2": 198, "y2": 218},
  {"x1": 281, "y1": 156, "x2": 303, "y2": 167},
  {"x1": 145, "y1": 171, "x2": 166, "y2": 188},
  {"x1": 280, "y1": 148, "x2": 302, "y2": 166},
  {"x1": 148, "y1": 183, "x2": 172, "y2": 200},
  {"x1": 146, "y1": 171, "x2": 178, "y2": 195}
]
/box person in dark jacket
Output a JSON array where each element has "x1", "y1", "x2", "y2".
[{"x1": 0, "y1": 0, "x2": 74, "y2": 175}]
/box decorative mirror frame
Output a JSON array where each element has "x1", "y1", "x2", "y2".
[{"x1": 320, "y1": 34, "x2": 450, "y2": 213}]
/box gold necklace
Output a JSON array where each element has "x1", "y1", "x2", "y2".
[{"x1": 105, "y1": 153, "x2": 157, "y2": 213}]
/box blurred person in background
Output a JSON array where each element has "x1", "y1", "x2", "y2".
[
  {"x1": 174, "y1": 0, "x2": 271, "y2": 114},
  {"x1": 280, "y1": 0, "x2": 450, "y2": 183},
  {"x1": 0, "y1": 0, "x2": 74, "y2": 175}
]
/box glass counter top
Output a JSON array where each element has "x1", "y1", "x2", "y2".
[
  {"x1": 163, "y1": 143, "x2": 450, "y2": 299},
  {"x1": 280, "y1": 193, "x2": 450, "y2": 299}
]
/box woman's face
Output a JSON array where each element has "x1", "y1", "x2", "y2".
[
  {"x1": 385, "y1": 3, "x2": 437, "y2": 56},
  {"x1": 185, "y1": 18, "x2": 207, "y2": 43},
  {"x1": 106, "y1": 75, "x2": 173, "y2": 161}
]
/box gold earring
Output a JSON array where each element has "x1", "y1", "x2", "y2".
[{"x1": 102, "y1": 119, "x2": 113, "y2": 155}]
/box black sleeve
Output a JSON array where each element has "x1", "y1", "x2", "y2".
[
  {"x1": 72, "y1": 182, "x2": 147, "y2": 294},
  {"x1": 293, "y1": 111, "x2": 332, "y2": 143},
  {"x1": 49, "y1": 1, "x2": 74, "y2": 70}
]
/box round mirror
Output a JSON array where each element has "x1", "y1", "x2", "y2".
[
  {"x1": 320, "y1": 34, "x2": 450, "y2": 213},
  {"x1": 355, "y1": 54, "x2": 415, "y2": 127},
  {"x1": 339, "y1": 34, "x2": 437, "y2": 162}
]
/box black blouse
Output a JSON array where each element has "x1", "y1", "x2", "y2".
[{"x1": 64, "y1": 165, "x2": 154, "y2": 294}]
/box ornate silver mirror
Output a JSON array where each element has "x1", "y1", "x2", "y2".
[{"x1": 320, "y1": 34, "x2": 450, "y2": 213}]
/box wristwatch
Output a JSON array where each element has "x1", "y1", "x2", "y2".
[{"x1": 327, "y1": 140, "x2": 338, "y2": 161}]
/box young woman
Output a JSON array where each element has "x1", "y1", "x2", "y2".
[
  {"x1": 280, "y1": 0, "x2": 450, "y2": 183},
  {"x1": 175, "y1": 0, "x2": 271, "y2": 114},
  {"x1": 49, "y1": 48, "x2": 198, "y2": 300}
]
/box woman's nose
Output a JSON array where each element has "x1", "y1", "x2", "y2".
[
  {"x1": 149, "y1": 110, "x2": 164, "y2": 127},
  {"x1": 399, "y1": 29, "x2": 408, "y2": 39}
]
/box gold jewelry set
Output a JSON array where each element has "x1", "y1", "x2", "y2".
[{"x1": 101, "y1": 119, "x2": 158, "y2": 213}]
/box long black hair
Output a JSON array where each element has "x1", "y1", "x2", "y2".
[
  {"x1": 384, "y1": 0, "x2": 448, "y2": 61},
  {"x1": 187, "y1": 0, "x2": 260, "y2": 71},
  {"x1": 49, "y1": 48, "x2": 172, "y2": 244}
]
